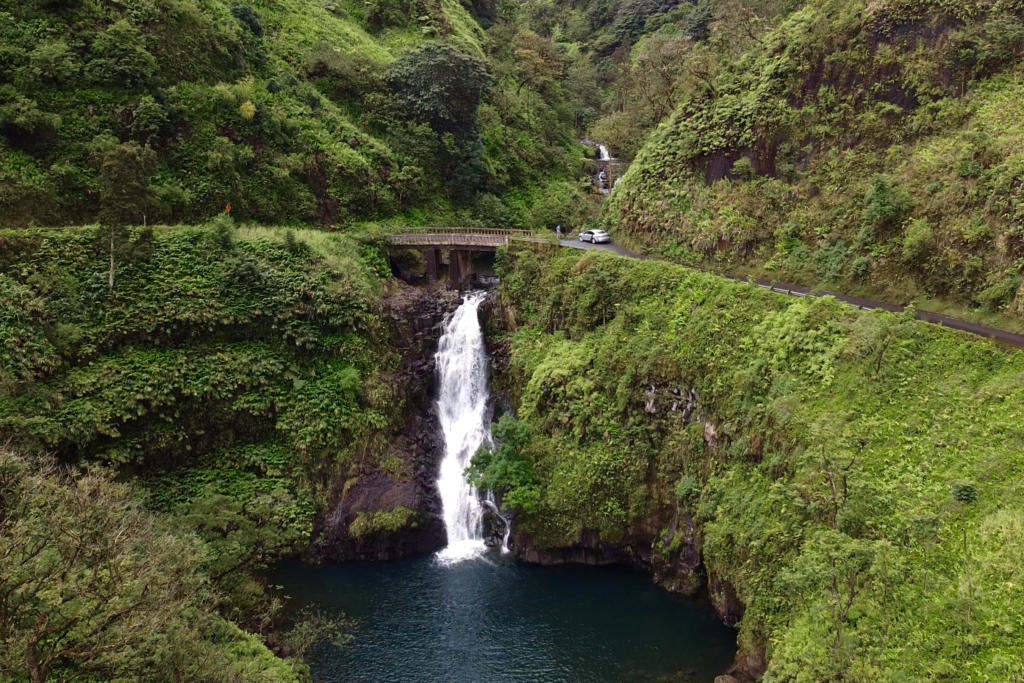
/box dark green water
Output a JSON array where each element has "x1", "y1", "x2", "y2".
[{"x1": 274, "y1": 553, "x2": 737, "y2": 682}]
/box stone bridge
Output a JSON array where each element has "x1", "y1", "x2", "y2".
[{"x1": 385, "y1": 228, "x2": 555, "y2": 286}]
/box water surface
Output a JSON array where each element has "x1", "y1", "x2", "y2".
[{"x1": 275, "y1": 553, "x2": 736, "y2": 682}]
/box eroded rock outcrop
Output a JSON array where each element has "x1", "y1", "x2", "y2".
[{"x1": 312, "y1": 284, "x2": 459, "y2": 562}]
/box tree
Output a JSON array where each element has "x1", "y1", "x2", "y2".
[
  {"x1": 128, "y1": 95, "x2": 170, "y2": 145},
  {"x1": 0, "y1": 87, "x2": 61, "y2": 151},
  {"x1": 952, "y1": 481, "x2": 979, "y2": 624},
  {"x1": 686, "y1": 0, "x2": 713, "y2": 42},
  {"x1": 27, "y1": 40, "x2": 78, "y2": 84},
  {"x1": 591, "y1": 34, "x2": 720, "y2": 160},
  {"x1": 91, "y1": 137, "x2": 157, "y2": 290},
  {"x1": 365, "y1": 0, "x2": 414, "y2": 30},
  {"x1": 387, "y1": 42, "x2": 493, "y2": 139},
  {"x1": 174, "y1": 490, "x2": 313, "y2": 626},
  {"x1": 0, "y1": 451, "x2": 206, "y2": 682},
  {"x1": 781, "y1": 529, "x2": 901, "y2": 678},
  {"x1": 231, "y1": 4, "x2": 264, "y2": 37},
  {"x1": 512, "y1": 31, "x2": 565, "y2": 96},
  {"x1": 468, "y1": 0, "x2": 499, "y2": 28},
  {"x1": 630, "y1": 34, "x2": 693, "y2": 120},
  {"x1": 85, "y1": 20, "x2": 157, "y2": 88}
]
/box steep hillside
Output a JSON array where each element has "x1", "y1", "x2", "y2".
[
  {"x1": 0, "y1": 0, "x2": 590, "y2": 228},
  {"x1": 607, "y1": 0, "x2": 1024, "y2": 329},
  {"x1": 0, "y1": 221, "x2": 443, "y2": 679},
  {"x1": 508, "y1": 0, "x2": 787, "y2": 162},
  {"x1": 486, "y1": 246, "x2": 1024, "y2": 680}
]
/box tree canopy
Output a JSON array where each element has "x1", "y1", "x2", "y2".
[{"x1": 387, "y1": 42, "x2": 493, "y2": 139}]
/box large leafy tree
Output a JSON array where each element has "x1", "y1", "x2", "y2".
[
  {"x1": 0, "y1": 452, "x2": 206, "y2": 682},
  {"x1": 387, "y1": 42, "x2": 493, "y2": 139}
]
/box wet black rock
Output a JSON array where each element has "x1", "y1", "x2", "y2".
[{"x1": 481, "y1": 502, "x2": 509, "y2": 548}]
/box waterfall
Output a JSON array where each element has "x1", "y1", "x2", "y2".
[
  {"x1": 435, "y1": 292, "x2": 492, "y2": 563},
  {"x1": 598, "y1": 144, "x2": 612, "y2": 161}
]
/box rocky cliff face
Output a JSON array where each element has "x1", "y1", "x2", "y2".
[{"x1": 312, "y1": 284, "x2": 459, "y2": 562}]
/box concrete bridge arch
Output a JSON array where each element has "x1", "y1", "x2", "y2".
[{"x1": 386, "y1": 228, "x2": 555, "y2": 288}]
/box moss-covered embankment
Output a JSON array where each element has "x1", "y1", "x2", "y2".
[
  {"x1": 0, "y1": 222, "x2": 454, "y2": 679},
  {"x1": 485, "y1": 246, "x2": 1024, "y2": 681}
]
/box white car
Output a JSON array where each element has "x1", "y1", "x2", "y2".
[{"x1": 579, "y1": 229, "x2": 611, "y2": 244}]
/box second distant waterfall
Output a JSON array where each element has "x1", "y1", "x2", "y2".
[{"x1": 434, "y1": 291, "x2": 492, "y2": 563}]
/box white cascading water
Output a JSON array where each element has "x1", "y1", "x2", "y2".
[
  {"x1": 598, "y1": 144, "x2": 613, "y2": 161},
  {"x1": 435, "y1": 291, "x2": 492, "y2": 563}
]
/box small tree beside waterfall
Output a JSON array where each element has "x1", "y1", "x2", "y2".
[{"x1": 468, "y1": 416, "x2": 540, "y2": 513}]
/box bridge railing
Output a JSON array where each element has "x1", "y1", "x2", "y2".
[
  {"x1": 385, "y1": 228, "x2": 558, "y2": 248},
  {"x1": 385, "y1": 227, "x2": 527, "y2": 234}
]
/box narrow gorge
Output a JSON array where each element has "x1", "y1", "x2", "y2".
[{"x1": 275, "y1": 278, "x2": 740, "y2": 682}]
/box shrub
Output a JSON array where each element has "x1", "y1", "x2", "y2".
[
  {"x1": 850, "y1": 255, "x2": 872, "y2": 279},
  {"x1": 901, "y1": 218, "x2": 933, "y2": 262},
  {"x1": 860, "y1": 175, "x2": 912, "y2": 244},
  {"x1": 349, "y1": 508, "x2": 415, "y2": 538},
  {"x1": 469, "y1": 417, "x2": 540, "y2": 513},
  {"x1": 305, "y1": 43, "x2": 384, "y2": 101},
  {"x1": 975, "y1": 273, "x2": 1021, "y2": 312},
  {"x1": 676, "y1": 475, "x2": 701, "y2": 506},
  {"x1": 238, "y1": 100, "x2": 257, "y2": 120},
  {"x1": 284, "y1": 229, "x2": 308, "y2": 255},
  {"x1": 731, "y1": 156, "x2": 756, "y2": 180},
  {"x1": 230, "y1": 4, "x2": 264, "y2": 37},
  {"x1": 366, "y1": 0, "x2": 414, "y2": 30},
  {"x1": 813, "y1": 242, "x2": 848, "y2": 282}
]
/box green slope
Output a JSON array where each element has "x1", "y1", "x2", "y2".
[
  {"x1": 0, "y1": 221, "x2": 398, "y2": 679},
  {"x1": 605, "y1": 0, "x2": 1024, "y2": 329},
  {"x1": 0, "y1": 0, "x2": 589, "y2": 229},
  {"x1": 492, "y1": 245, "x2": 1024, "y2": 680}
]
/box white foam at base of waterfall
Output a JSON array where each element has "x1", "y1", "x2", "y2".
[{"x1": 434, "y1": 291, "x2": 492, "y2": 565}]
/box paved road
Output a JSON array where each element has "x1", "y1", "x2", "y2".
[{"x1": 561, "y1": 239, "x2": 1024, "y2": 349}]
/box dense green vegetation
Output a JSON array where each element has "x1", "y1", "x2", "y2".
[
  {"x1": 0, "y1": 0, "x2": 665, "y2": 675},
  {"x1": 0, "y1": 222, "x2": 407, "y2": 679},
  {"x1": 0, "y1": 449, "x2": 303, "y2": 682},
  {"x1": 605, "y1": 0, "x2": 1024, "y2": 328},
  {"x1": 488, "y1": 246, "x2": 1024, "y2": 679},
  {"x1": 0, "y1": 0, "x2": 596, "y2": 229},
  {"x1": 6, "y1": 0, "x2": 1024, "y2": 678}
]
